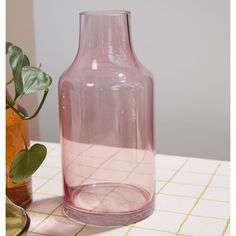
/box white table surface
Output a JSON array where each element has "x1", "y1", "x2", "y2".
[{"x1": 26, "y1": 142, "x2": 230, "y2": 236}]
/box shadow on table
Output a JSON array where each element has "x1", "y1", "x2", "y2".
[
  {"x1": 28, "y1": 196, "x2": 127, "y2": 235},
  {"x1": 28, "y1": 195, "x2": 63, "y2": 213}
]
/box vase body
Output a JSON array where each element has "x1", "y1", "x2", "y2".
[
  {"x1": 6, "y1": 197, "x2": 30, "y2": 236},
  {"x1": 6, "y1": 93, "x2": 32, "y2": 209},
  {"x1": 59, "y1": 10, "x2": 155, "y2": 226}
]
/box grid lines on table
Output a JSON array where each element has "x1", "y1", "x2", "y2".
[{"x1": 27, "y1": 142, "x2": 230, "y2": 236}]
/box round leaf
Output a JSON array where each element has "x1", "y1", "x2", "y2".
[
  {"x1": 9, "y1": 144, "x2": 47, "y2": 183},
  {"x1": 6, "y1": 43, "x2": 30, "y2": 99},
  {"x1": 21, "y1": 66, "x2": 52, "y2": 94}
]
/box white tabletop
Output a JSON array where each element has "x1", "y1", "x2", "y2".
[{"x1": 27, "y1": 142, "x2": 230, "y2": 236}]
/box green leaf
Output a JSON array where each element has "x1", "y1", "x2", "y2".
[
  {"x1": 6, "y1": 42, "x2": 13, "y2": 53},
  {"x1": 6, "y1": 43, "x2": 30, "y2": 99},
  {"x1": 21, "y1": 66, "x2": 52, "y2": 94},
  {"x1": 23, "y1": 54, "x2": 30, "y2": 67},
  {"x1": 9, "y1": 144, "x2": 47, "y2": 183},
  {"x1": 8, "y1": 46, "x2": 24, "y2": 96}
]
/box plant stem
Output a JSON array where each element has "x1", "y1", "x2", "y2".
[
  {"x1": 6, "y1": 78, "x2": 14, "y2": 86},
  {"x1": 21, "y1": 130, "x2": 28, "y2": 150},
  {"x1": 24, "y1": 89, "x2": 49, "y2": 120},
  {"x1": 6, "y1": 99, "x2": 25, "y2": 119},
  {"x1": 6, "y1": 89, "x2": 49, "y2": 120}
]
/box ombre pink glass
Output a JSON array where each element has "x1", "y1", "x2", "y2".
[{"x1": 59, "y1": 10, "x2": 155, "y2": 226}]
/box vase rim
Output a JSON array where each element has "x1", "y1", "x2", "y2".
[{"x1": 80, "y1": 10, "x2": 131, "y2": 16}]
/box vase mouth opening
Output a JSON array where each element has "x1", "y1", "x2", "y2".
[{"x1": 80, "y1": 10, "x2": 131, "y2": 17}]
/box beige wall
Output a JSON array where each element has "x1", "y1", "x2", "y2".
[{"x1": 6, "y1": 0, "x2": 39, "y2": 139}]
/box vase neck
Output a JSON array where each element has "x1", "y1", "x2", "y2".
[{"x1": 76, "y1": 11, "x2": 137, "y2": 68}]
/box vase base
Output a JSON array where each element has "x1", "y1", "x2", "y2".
[{"x1": 63, "y1": 183, "x2": 155, "y2": 226}]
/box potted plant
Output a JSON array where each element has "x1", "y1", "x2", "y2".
[{"x1": 6, "y1": 42, "x2": 53, "y2": 236}]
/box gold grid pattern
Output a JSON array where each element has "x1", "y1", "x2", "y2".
[{"x1": 27, "y1": 142, "x2": 230, "y2": 236}]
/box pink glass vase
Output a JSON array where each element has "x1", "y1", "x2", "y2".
[{"x1": 59, "y1": 10, "x2": 155, "y2": 226}]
